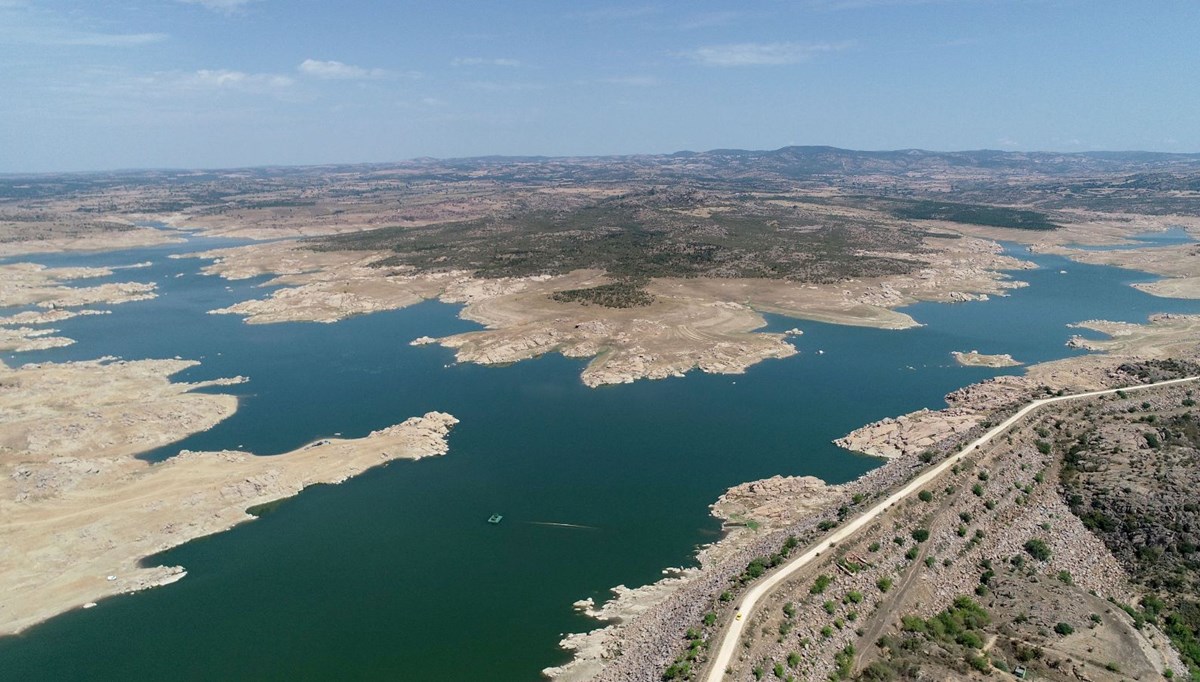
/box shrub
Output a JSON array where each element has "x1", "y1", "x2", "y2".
[
  {"x1": 811, "y1": 574, "x2": 833, "y2": 594},
  {"x1": 912, "y1": 528, "x2": 930, "y2": 543},
  {"x1": 877, "y1": 577, "x2": 893, "y2": 593},
  {"x1": 918, "y1": 490, "x2": 933, "y2": 502},
  {"x1": 1054, "y1": 622, "x2": 1074, "y2": 635},
  {"x1": 966, "y1": 654, "x2": 990, "y2": 672},
  {"x1": 1024, "y1": 538, "x2": 1052, "y2": 561}
]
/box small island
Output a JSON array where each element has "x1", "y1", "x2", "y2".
[{"x1": 951, "y1": 349, "x2": 1023, "y2": 367}]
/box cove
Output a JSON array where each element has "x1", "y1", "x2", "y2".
[{"x1": 2, "y1": 239, "x2": 1199, "y2": 680}]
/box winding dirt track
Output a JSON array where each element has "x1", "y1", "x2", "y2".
[{"x1": 703, "y1": 375, "x2": 1200, "y2": 682}]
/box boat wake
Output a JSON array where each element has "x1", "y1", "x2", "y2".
[{"x1": 526, "y1": 521, "x2": 599, "y2": 531}]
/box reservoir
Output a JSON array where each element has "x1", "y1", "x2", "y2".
[{"x1": 2, "y1": 237, "x2": 1199, "y2": 680}]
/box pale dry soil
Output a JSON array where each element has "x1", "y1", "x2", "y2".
[
  {"x1": 0, "y1": 356, "x2": 457, "y2": 636},
  {"x1": 190, "y1": 233, "x2": 1031, "y2": 387},
  {"x1": 0, "y1": 262, "x2": 156, "y2": 353},
  {"x1": 0, "y1": 220, "x2": 180, "y2": 257}
]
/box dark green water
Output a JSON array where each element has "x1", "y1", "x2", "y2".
[{"x1": 2, "y1": 237, "x2": 1199, "y2": 681}]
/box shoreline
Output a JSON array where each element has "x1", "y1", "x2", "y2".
[
  {"x1": 546, "y1": 313, "x2": 1200, "y2": 680},
  {"x1": 0, "y1": 353, "x2": 459, "y2": 636},
  {"x1": 183, "y1": 232, "x2": 1033, "y2": 387}
]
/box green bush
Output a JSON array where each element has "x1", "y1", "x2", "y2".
[
  {"x1": 1054, "y1": 622, "x2": 1074, "y2": 636},
  {"x1": 1024, "y1": 538, "x2": 1052, "y2": 561}
]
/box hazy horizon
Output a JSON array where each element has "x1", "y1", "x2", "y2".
[
  {"x1": 2, "y1": 1, "x2": 1197, "y2": 173},
  {"x1": 7, "y1": 143, "x2": 1200, "y2": 178}
]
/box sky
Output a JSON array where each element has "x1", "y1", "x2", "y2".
[{"x1": 1, "y1": 0, "x2": 1197, "y2": 172}]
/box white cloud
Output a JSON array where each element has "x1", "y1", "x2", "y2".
[
  {"x1": 178, "y1": 0, "x2": 259, "y2": 13},
  {"x1": 133, "y1": 69, "x2": 295, "y2": 96},
  {"x1": 451, "y1": 57, "x2": 522, "y2": 67},
  {"x1": 578, "y1": 5, "x2": 661, "y2": 21},
  {"x1": 678, "y1": 11, "x2": 740, "y2": 30},
  {"x1": 677, "y1": 41, "x2": 853, "y2": 67},
  {"x1": 194, "y1": 69, "x2": 292, "y2": 89},
  {"x1": 805, "y1": 0, "x2": 946, "y2": 9},
  {"x1": 467, "y1": 81, "x2": 545, "y2": 92},
  {"x1": 298, "y1": 58, "x2": 389, "y2": 80},
  {"x1": 0, "y1": 2, "x2": 167, "y2": 47},
  {"x1": 599, "y1": 75, "x2": 659, "y2": 87}
]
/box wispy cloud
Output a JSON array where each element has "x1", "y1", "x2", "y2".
[
  {"x1": 139, "y1": 69, "x2": 295, "y2": 95},
  {"x1": 298, "y1": 59, "x2": 391, "y2": 80},
  {"x1": 578, "y1": 5, "x2": 661, "y2": 21},
  {"x1": 678, "y1": 11, "x2": 741, "y2": 30},
  {"x1": 452, "y1": 57, "x2": 522, "y2": 67},
  {"x1": 0, "y1": 2, "x2": 167, "y2": 47},
  {"x1": 804, "y1": 0, "x2": 948, "y2": 9},
  {"x1": 677, "y1": 41, "x2": 853, "y2": 67},
  {"x1": 190, "y1": 69, "x2": 293, "y2": 91},
  {"x1": 39, "y1": 30, "x2": 166, "y2": 46},
  {"x1": 178, "y1": 0, "x2": 260, "y2": 14},
  {"x1": 467, "y1": 81, "x2": 545, "y2": 92},
  {"x1": 599, "y1": 75, "x2": 659, "y2": 87}
]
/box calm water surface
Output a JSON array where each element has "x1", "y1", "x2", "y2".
[{"x1": 2, "y1": 238, "x2": 1199, "y2": 680}]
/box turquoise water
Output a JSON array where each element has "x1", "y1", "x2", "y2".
[
  {"x1": 2, "y1": 239, "x2": 1199, "y2": 680},
  {"x1": 1067, "y1": 225, "x2": 1196, "y2": 251}
]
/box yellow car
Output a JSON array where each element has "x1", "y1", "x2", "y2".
[{"x1": 735, "y1": 612, "x2": 742, "y2": 621}]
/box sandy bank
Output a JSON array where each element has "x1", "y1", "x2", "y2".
[
  {"x1": 0, "y1": 262, "x2": 156, "y2": 309},
  {"x1": 0, "y1": 223, "x2": 181, "y2": 257},
  {"x1": 952, "y1": 349, "x2": 1023, "y2": 367},
  {"x1": 0, "y1": 355, "x2": 458, "y2": 635},
  {"x1": 953, "y1": 211, "x2": 1200, "y2": 299},
  {"x1": 190, "y1": 234, "x2": 1030, "y2": 387}
]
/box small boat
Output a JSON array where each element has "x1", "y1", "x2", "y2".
[{"x1": 488, "y1": 514, "x2": 504, "y2": 525}]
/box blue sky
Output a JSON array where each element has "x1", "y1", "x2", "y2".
[{"x1": 1, "y1": 0, "x2": 1197, "y2": 172}]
